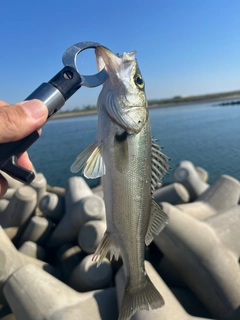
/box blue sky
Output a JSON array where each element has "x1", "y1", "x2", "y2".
[{"x1": 1, "y1": 0, "x2": 240, "y2": 110}]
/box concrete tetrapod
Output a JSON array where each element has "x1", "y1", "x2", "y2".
[
  {"x1": 0, "y1": 199, "x2": 9, "y2": 213},
  {"x1": 115, "y1": 261, "x2": 213, "y2": 320},
  {"x1": 47, "y1": 177, "x2": 105, "y2": 247},
  {"x1": 92, "y1": 184, "x2": 104, "y2": 198},
  {"x1": 0, "y1": 186, "x2": 37, "y2": 240},
  {"x1": 69, "y1": 254, "x2": 113, "y2": 292},
  {"x1": 39, "y1": 192, "x2": 65, "y2": 221},
  {"x1": 46, "y1": 185, "x2": 65, "y2": 197},
  {"x1": 30, "y1": 173, "x2": 47, "y2": 203},
  {"x1": 56, "y1": 243, "x2": 86, "y2": 284},
  {"x1": 195, "y1": 166, "x2": 209, "y2": 182},
  {"x1": 206, "y1": 205, "x2": 240, "y2": 258},
  {"x1": 0, "y1": 186, "x2": 37, "y2": 227},
  {"x1": 18, "y1": 216, "x2": 53, "y2": 246},
  {"x1": 0, "y1": 172, "x2": 23, "y2": 189},
  {"x1": 0, "y1": 188, "x2": 16, "y2": 200},
  {"x1": 172, "y1": 161, "x2": 209, "y2": 201},
  {"x1": 78, "y1": 220, "x2": 106, "y2": 254},
  {"x1": 153, "y1": 182, "x2": 190, "y2": 205},
  {"x1": 3, "y1": 264, "x2": 118, "y2": 320},
  {"x1": 154, "y1": 202, "x2": 240, "y2": 320},
  {"x1": 0, "y1": 226, "x2": 59, "y2": 300},
  {"x1": 177, "y1": 175, "x2": 240, "y2": 220},
  {"x1": 18, "y1": 241, "x2": 47, "y2": 261}
]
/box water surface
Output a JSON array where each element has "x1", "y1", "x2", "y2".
[{"x1": 28, "y1": 102, "x2": 240, "y2": 187}]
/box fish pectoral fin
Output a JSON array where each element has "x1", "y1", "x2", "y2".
[
  {"x1": 92, "y1": 232, "x2": 120, "y2": 267},
  {"x1": 145, "y1": 200, "x2": 169, "y2": 246},
  {"x1": 70, "y1": 142, "x2": 105, "y2": 179}
]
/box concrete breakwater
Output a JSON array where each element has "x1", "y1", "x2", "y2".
[{"x1": 0, "y1": 161, "x2": 240, "y2": 320}]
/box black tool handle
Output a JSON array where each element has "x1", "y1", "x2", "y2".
[{"x1": 0, "y1": 66, "x2": 81, "y2": 184}]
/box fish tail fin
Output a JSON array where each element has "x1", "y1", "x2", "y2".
[{"x1": 118, "y1": 274, "x2": 164, "y2": 320}]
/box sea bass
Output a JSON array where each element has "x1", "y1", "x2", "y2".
[{"x1": 71, "y1": 45, "x2": 170, "y2": 320}]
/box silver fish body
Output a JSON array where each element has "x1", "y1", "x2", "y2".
[{"x1": 71, "y1": 46, "x2": 170, "y2": 320}]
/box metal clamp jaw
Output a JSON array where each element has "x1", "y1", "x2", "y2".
[{"x1": 0, "y1": 41, "x2": 108, "y2": 184}]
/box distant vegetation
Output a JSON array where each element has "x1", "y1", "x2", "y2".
[
  {"x1": 148, "y1": 90, "x2": 240, "y2": 107},
  {"x1": 58, "y1": 104, "x2": 97, "y2": 114}
]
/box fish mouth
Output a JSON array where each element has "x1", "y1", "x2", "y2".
[
  {"x1": 95, "y1": 45, "x2": 136, "y2": 78},
  {"x1": 95, "y1": 46, "x2": 121, "y2": 73}
]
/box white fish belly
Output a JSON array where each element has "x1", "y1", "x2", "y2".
[{"x1": 102, "y1": 119, "x2": 152, "y2": 286}]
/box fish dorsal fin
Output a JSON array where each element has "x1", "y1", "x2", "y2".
[
  {"x1": 151, "y1": 138, "x2": 171, "y2": 193},
  {"x1": 70, "y1": 142, "x2": 105, "y2": 179},
  {"x1": 145, "y1": 199, "x2": 169, "y2": 246},
  {"x1": 92, "y1": 232, "x2": 120, "y2": 267}
]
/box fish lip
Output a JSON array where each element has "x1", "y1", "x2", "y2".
[{"x1": 95, "y1": 46, "x2": 121, "y2": 72}]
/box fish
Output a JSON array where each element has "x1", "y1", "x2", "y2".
[{"x1": 71, "y1": 45, "x2": 170, "y2": 320}]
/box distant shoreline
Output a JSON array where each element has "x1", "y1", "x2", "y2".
[
  {"x1": 149, "y1": 94, "x2": 240, "y2": 109},
  {"x1": 51, "y1": 91, "x2": 240, "y2": 120}
]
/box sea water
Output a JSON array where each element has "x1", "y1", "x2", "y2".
[{"x1": 28, "y1": 102, "x2": 240, "y2": 187}]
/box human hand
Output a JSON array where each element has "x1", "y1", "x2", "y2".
[{"x1": 0, "y1": 100, "x2": 48, "y2": 196}]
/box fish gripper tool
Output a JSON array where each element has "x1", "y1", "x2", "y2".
[{"x1": 0, "y1": 41, "x2": 108, "y2": 184}]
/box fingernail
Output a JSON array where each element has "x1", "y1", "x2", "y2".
[{"x1": 19, "y1": 100, "x2": 48, "y2": 120}]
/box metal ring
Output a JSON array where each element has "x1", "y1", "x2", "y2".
[{"x1": 62, "y1": 41, "x2": 108, "y2": 88}]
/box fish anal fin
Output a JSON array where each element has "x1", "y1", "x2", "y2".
[
  {"x1": 92, "y1": 232, "x2": 120, "y2": 267},
  {"x1": 145, "y1": 200, "x2": 169, "y2": 246},
  {"x1": 119, "y1": 274, "x2": 164, "y2": 320},
  {"x1": 70, "y1": 142, "x2": 105, "y2": 179}
]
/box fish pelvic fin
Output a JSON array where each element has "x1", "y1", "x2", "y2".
[
  {"x1": 145, "y1": 199, "x2": 169, "y2": 246},
  {"x1": 119, "y1": 274, "x2": 165, "y2": 320},
  {"x1": 70, "y1": 141, "x2": 105, "y2": 179},
  {"x1": 92, "y1": 232, "x2": 120, "y2": 267}
]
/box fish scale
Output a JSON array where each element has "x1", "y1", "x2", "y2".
[{"x1": 71, "y1": 45, "x2": 170, "y2": 320}]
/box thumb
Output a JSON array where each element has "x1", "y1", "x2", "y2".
[{"x1": 0, "y1": 100, "x2": 48, "y2": 143}]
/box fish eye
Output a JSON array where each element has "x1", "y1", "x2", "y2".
[{"x1": 134, "y1": 74, "x2": 144, "y2": 89}]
